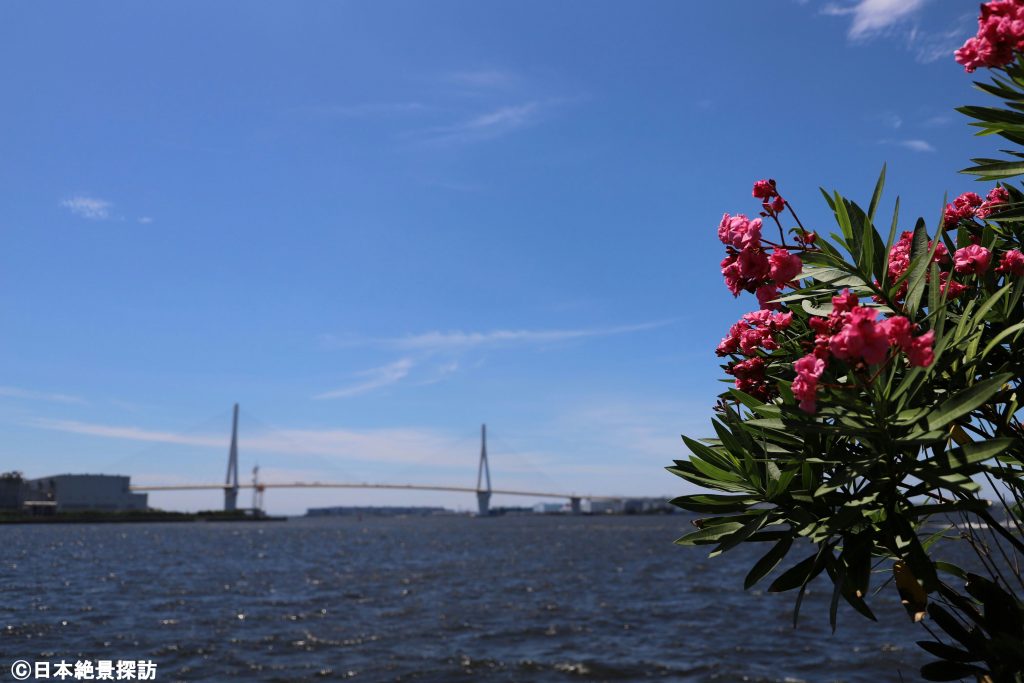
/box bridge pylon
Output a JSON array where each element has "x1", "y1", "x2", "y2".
[
  {"x1": 224, "y1": 403, "x2": 240, "y2": 511},
  {"x1": 476, "y1": 423, "x2": 492, "y2": 516}
]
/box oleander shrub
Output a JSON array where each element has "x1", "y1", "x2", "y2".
[{"x1": 670, "y1": 3, "x2": 1024, "y2": 680}]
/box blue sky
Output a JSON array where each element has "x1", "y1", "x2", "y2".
[{"x1": 0, "y1": 1, "x2": 1003, "y2": 513}]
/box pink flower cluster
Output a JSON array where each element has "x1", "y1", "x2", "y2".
[
  {"x1": 792, "y1": 355, "x2": 825, "y2": 413},
  {"x1": 883, "y1": 230, "x2": 949, "y2": 300},
  {"x1": 944, "y1": 188, "x2": 1009, "y2": 225},
  {"x1": 719, "y1": 181, "x2": 804, "y2": 308},
  {"x1": 717, "y1": 310, "x2": 794, "y2": 357},
  {"x1": 795, "y1": 290, "x2": 934, "y2": 413},
  {"x1": 997, "y1": 248, "x2": 1024, "y2": 275},
  {"x1": 953, "y1": 244, "x2": 992, "y2": 274},
  {"x1": 752, "y1": 178, "x2": 785, "y2": 216},
  {"x1": 955, "y1": 0, "x2": 1024, "y2": 72},
  {"x1": 718, "y1": 310, "x2": 794, "y2": 401}
]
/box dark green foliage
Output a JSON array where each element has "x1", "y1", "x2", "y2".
[{"x1": 671, "y1": 63, "x2": 1024, "y2": 680}]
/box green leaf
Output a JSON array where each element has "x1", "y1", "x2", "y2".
[
  {"x1": 768, "y1": 549, "x2": 826, "y2": 593},
  {"x1": 669, "y1": 494, "x2": 760, "y2": 514},
  {"x1": 674, "y1": 521, "x2": 746, "y2": 546},
  {"x1": 744, "y1": 536, "x2": 793, "y2": 589},
  {"x1": 929, "y1": 437, "x2": 1016, "y2": 470},
  {"x1": 904, "y1": 217, "x2": 930, "y2": 316},
  {"x1": 961, "y1": 159, "x2": 1024, "y2": 179},
  {"x1": 925, "y1": 373, "x2": 1013, "y2": 432}
]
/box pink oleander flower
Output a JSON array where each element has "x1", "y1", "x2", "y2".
[
  {"x1": 988, "y1": 186, "x2": 1011, "y2": 204},
  {"x1": 907, "y1": 330, "x2": 935, "y2": 367},
  {"x1": 718, "y1": 213, "x2": 763, "y2": 249},
  {"x1": 944, "y1": 192, "x2": 984, "y2": 225},
  {"x1": 829, "y1": 306, "x2": 890, "y2": 365},
  {"x1": 729, "y1": 356, "x2": 765, "y2": 380},
  {"x1": 832, "y1": 288, "x2": 859, "y2": 313},
  {"x1": 738, "y1": 246, "x2": 771, "y2": 281},
  {"x1": 956, "y1": 0, "x2": 1024, "y2": 72},
  {"x1": 752, "y1": 179, "x2": 777, "y2": 200},
  {"x1": 792, "y1": 354, "x2": 826, "y2": 413},
  {"x1": 887, "y1": 231, "x2": 913, "y2": 281},
  {"x1": 769, "y1": 248, "x2": 802, "y2": 287},
  {"x1": 716, "y1": 310, "x2": 793, "y2": 357},
  {"x1": 721, "y1": 253, "x2": 743, "y2": 296},
  {"x1": 742, "y1": 309, "x2": 793, "y2": 331},
  {"x1": 880, "y1": 315, "x2": 913, "y2": 350},
  {"x1": 722, "y1": 247, "x2": 770, "y2": 296},
  {"x1": 767, "y1": 195, "x2": 785, "y2": 215},
  {"x1": 716, "y1": 320, "x2": 745, "y2": 356},
  {"x1": 996, "y1": 249, "x2": 1024, "y2": 276},
  {"x1": 977, "y1": 186, "x2": 1011, "y2": 218},
  {"x1": 954, "y1": 244, "x2": 992, "y2": 274},
  {"x1": 885, "y1": 231, "x2": 950, "y2": 301},
  {"x1": 727, "y1": 357, "x2": 770, "y2": 400},
  {"x1": 756, "y1": 284, "x2": 782, "y2": 311},
  {"x1": 939, "y1": 271, "x2": 968, "y2": 299}
]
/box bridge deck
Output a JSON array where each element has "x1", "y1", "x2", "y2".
[{"x1": 131, "y1": 482, "x2": 623, "y2": 501}]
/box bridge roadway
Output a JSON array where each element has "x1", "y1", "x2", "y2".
[{"x1": 130, "y1": 482, "x2": 624, "y2": 502}]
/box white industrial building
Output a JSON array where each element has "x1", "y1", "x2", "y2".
[{"x1": 23, "y1": 474, "x2": 148, "y2": 512}]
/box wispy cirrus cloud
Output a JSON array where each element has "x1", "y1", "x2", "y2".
[
  {"x1": 312, "y1": 321, "x2": 671, "y2": 397},
  {"x1": 419, "y1": 101, "x2": 545, "y2": 145},
  {"x1": 881, "y1": 138, "x2": 936, "y2": 153},
  {"x1": 60, "y1": 195, "x2": 113, "y2": 220},
  {"x1": 391, "y1": 321, "x2": 672, "y2": 351},
  {"x1": 822, "y1": 0, "x2": 928, "y2": 40},
  {"x1": 314, "y1": 358, "x2": 415, "y2": 400},
  {"x1": 869, "y1": 111, "x2": 903, "y2": 129},
  {"x1": 30, "y1": 417, "x2": 477, "y2": 468},
  {"x1": 0, "y1": 386, "x2": 85, "y2": 404},
  {"x1": 319, "y1": 320, "x2": 673, "y2": 352},
  {"x1": 820, "y1": 1, "x2": 971, "y2": 64}
]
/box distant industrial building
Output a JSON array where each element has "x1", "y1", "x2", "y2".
[
  {"x1": 22, "y1": 474, "x2": 148, "y2": 512},
  {"x1": 0, "y1": 472, "x2": 24, "y2": 510},
  {"x1": 622, "y1": 498, "x2": 677, "y2": 514},
  {"x1": 585, "y1": 499, "x2": 624, "y2": 514}
]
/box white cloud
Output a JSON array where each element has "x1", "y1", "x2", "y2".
[
  {"x1": 60, "y1": 195, "x2": 112, "y2": 220},
  {"x1": 422, "y1": 102, "x2": 542, "y2": 144},
  {"x1": 879, "y1": 138, "x2": 935, "y2": 153},
  {"x1": 871, "y1": 111, "x2": 903, "y2": 129},
  {"x1": 923, "y1": 113, "x2": 953, "y2": 128},
  {"x1": 312, "y1": 322, "x2": 672, "y2": 395},
  {"x1": 911, "y1": 25, "x2": 971, "y2": 64},
  {"x1": 0, "y1": 386, "x2": 85, "y2": 404},
  {"x1": 380, "y1": 321, "x2": 672, "y2": 352},
  {"x1": 313, "y1": 358, "x2": 415, "y2": 399},
  {"x1": 823, "y1": 0, "x2": 928, "y2": 39},
  {"x1": 820, "y1": 1, "x2": 971, "y2": 63},
  {"x1": 895, "y1": 138, "x2": 936, "y2": 153},
  {"x1": 30, "y1": 417, "x2": 477, "y2": 468},
  {"x1": 137, "y1": 216, "x2": 154, "y2": 224}
]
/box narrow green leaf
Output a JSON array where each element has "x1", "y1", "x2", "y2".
[
  {"x1": 925, "y1": 373, "x2": 1013, "y2": 432},
  {"x1": 744, "y1": 536, "x2": 793, "y2": 589}
]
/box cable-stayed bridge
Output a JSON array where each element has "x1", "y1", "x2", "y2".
[{"x1": 130, "y1": 404, "x2": 624, "y2": 515}]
